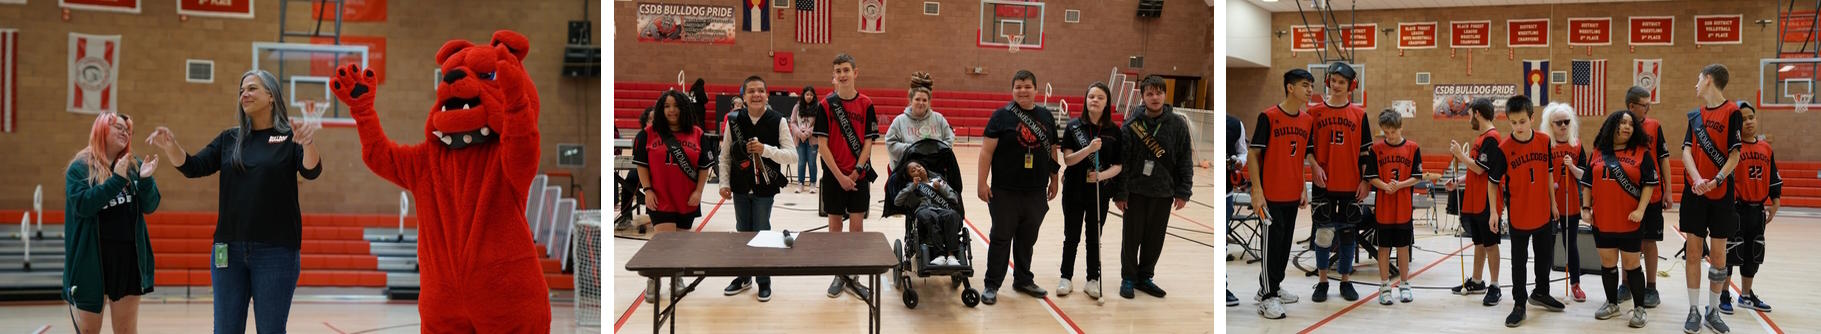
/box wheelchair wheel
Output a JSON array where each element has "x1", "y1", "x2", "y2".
[
  {"x1": 903, "y1": 289, "x2": 920, "y2": 309},
  {"x1": 892, "y1": 240, "x2": 906, "y2": 287},
  {"x1": 961, "y1": 288, "x2": 980, "y2": 307}
]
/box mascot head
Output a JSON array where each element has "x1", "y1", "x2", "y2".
[{"x1": 427, "y1": 30, "x2": 532, "y2": 149}]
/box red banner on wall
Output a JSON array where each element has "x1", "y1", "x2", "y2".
[
  {"x1": 310, "y1": 36, "x2": 386, "y2": 84},
  {"x1": 1451, "y1": 21, "x2": 1491, "y2": 48},
  {"x1": 1568, "y1": 17, "x2": 1612, "y2": 46},
  {"x1": 1400, "y1": 22, "x2": 1438, "y2": 49},
  {"x1": 313, "y1": 0, "x2": 386, "y2": 22},
  {"x1": 179, "y1": 0, "x2": 254, "y2": 19},
  {"x1": 1291, "y1": 25, "x2": 1325, "y2": 52},
  {"x1": 1696, "y1": 15, "x2": 1743, "y2": 44},
  {"x1": 1340, "y1": 24, "x2": 1377, "y2": 50},
  {"x1": 61, "y1": 0, "x2": 140, "y2": 13},
  {"x1": 1507, "y1": 19, "x2": 1550, "y2": 47},
  {"x1": 1629, "y1": 16, "x2": 1675, "y2": 46}
]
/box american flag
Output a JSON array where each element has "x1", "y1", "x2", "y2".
[
  {"x1": 795, "y1": 0, "x2": 830, "y2": 44},
  {"x1": 1572, "y1": 59, "x2": 1607, "y2": 117}
]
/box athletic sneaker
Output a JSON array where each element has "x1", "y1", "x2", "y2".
[
  {"x1": 1228, "y1": 290, "x2": 1241, "y2": 306},
  {"x1": 1338, "y1": 281, "x2": 1359, "y2": 301},
  {"x1": 724, "y1": 279, "x2": 751, "y2": 296},
  {"x1": 1013, "y1": 281, "x2": 1048, "y2": 298},
  {"x1": 1399, "y1": 286, "x2": 1414, "y2": 303},
  {"x1": 1719, "y1": 290, "x2": 1735, "y2": 314},
  {"x1": 1572, "y1": 284, "x2": 1587, "y2": 302},
  {"x1": 1136, "y1": 280, "x2": 1168, "y2": 298},
  {"x1": 1617, "y1": 284, "x2": 1631, "y2": 303},
  {"x1": 757, "y1": 286, "x2": 772, "y2": 302},
  {"x1": 1120, "y1": 280, "x2": 1136, "y2": 299},
  {"x1": 1629, "y1": 306, "x2": 1648, "y2": 328},
  {"x1": 1737, "y1": 292, "x2": 1772, "y2": 312},
  {"x1": 1530, "y1": 294, "x2": 1566, "y2": 311},
  {"x1": 1452, "y1": 279, "x2": 1488, "y2": 295},
  {"x1": 845, "y1": 277, "x2": 872, "y2": 300},
  {"x1": 827, "y1": 277, "x2": 846, "y2": 298},
  {"x1": 1256, "y1": 290, "x2": 1300, "y2": 304},
  {"x1": 1483, "y1": 286, "x2": 1503, "y2": 306},
  {"x1": 1312, "y1": 282, "x2": 1330, "y2": 303},
  {"x1": 1086, "y1": 279, "x2": 1103, "y2": 299},
  {"x1": 983, "y1": 288, "x2": 998, "y2": 305},
  {"x1": 1378, "y1": 285, "x2": 1394, "y2": 305},
  {"x1": 1644, "y1": 287, "x2": 1661, "y2": 308},
  {"x1": 1683, "y1": 306, "x2": 1702, "y2": 334},
  {"x1": 1595, "y1": 303, "x2": 1622, "y2": 320},
  {"x1": 1057, "y1": 278, "x2": 1073, "y2": 296},
  {"x1": 1259, "y1": 296, "x2": 1287, "y2": 319},
  {"x1": 1704, "y1": 307, "x2": 1731, "y2": 333},
  {"x1": 646, "y1": 279, "x2": 659, "y2": 304},
  {"x1": 1505, "y1": 306, "x2": 1526, "y2": 327}
]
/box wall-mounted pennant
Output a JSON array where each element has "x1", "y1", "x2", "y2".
[
  {"x1": 859, "y1": 0, "x2": 884, "y2": 33},
  {"x1": 68, "y1": 32, "x2": 120, "y2": 114}
]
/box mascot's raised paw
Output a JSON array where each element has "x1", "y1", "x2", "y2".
[{"x1": 331, "y1": 63, "x2": 378, "y2": 111}]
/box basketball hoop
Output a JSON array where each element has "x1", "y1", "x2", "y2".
[
  {"x1": 301, "y1": 100, "x2": 329, "y2": 128},
  {"x1": 1007, "y1": 35, "x2": 1025, "y2": 54},
  {"x1": 1798, "y1": 94, "x2": 1812, "y2": 114}
]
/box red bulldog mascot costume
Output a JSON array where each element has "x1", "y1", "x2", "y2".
[{"x1": 330, "y1": 30, "x2": 550, "y2": 332}]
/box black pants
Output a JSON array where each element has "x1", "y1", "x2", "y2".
[
  {"x1": 1259, "y1": 202, "x2": 1300, "y2": 298},
  {"x1": 1061, "y1": 187, "x2": 1112, "y2": 281},
  {"x1": 1510, "y1": 224, "x2": 1557, "y2": 305},
  {"x1": 917, "y1": 206, "x2": 963, "y2": 257},
  {"x1": 1561, "y1": 215, "x2": 1584, "y2": 285},
  {"x1": 1121, "y1": 195, "x2": 1172, "y2": 282},
  {"x1": 1727, "y1": 204, "x2": 1767, "y2": 278},
  {"x1": 985, "y1": 189, "x2": 1049, "y2": 289}
]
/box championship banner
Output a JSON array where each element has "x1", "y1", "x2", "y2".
[
  {"x1": 1432, "y1": 84, "x2": 1516, "y2": 120},
  {"x1": 1629, "y1": 16, "x2": 1674, "y2": 46},
  {"x1": 312, "y1": 0, "x2": 384, "y2": 22},
  {"x1": 1339, "y1": 24, "x2": 1377, "y2": 50},
  {"x1": 638, "y1": 2, "x2": 737, "y2": 44},
  {"x1": 1523, "y1": 60, "x2": 1549, "y2": 105},
  {"x1": 1399, "y1": 22, "x2": 1438, "y2": 49},
  {"x1": 1449, "y1": 21, "x2": 1491, "y2": 48},
  {"x1": 743, "y1": 0, "x2": 769, "y2": 32},
  {"x1": 1291, "y1": 25, "x2": 1325, "y2": 51},
  {"x1": 1695, "y1": 15, "x2": 1743, "y2": 45},
  {"x1": 1634, "y1": 59, "x2": 1662, "y2": 104},
  {"x1": 0, "y1": 1, "x2": 26, "y2": 4},
  {"x1": 859, "y1": 0, "x2": 884, "y2": 33},
  {"x1": 1507, "y1": 19, "x2": 1549, "y2": 48},
  {"x1": 61, "y1": 0, "x2": 138, "y2": 13},
  {"x1": 1568, "y1": 17, "x2": 1612, "y2": 46},
  {"x1": 68, "y1": 33, "x2": 119, "y2": 115},
  {"x1": 1, "y1": 29, "x2": 15, "y2": 133},
  {"x1": 179, "y1": 0, "x2": 254, "y2": 19}
]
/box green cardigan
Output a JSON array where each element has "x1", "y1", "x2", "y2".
[{"x1": 61, "y1": 159, "x2": 159, "y2": 313}]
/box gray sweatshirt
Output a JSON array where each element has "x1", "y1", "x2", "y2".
[
  {"x1": 884, "y1": 107, "x2": 955, "y2": 164},
  {"x1": 1116, "y1": 105, "x2": 1195, "y2": 201},
  {"x1": 894, "y1": 176, "x2": 960, "y2": 210}
]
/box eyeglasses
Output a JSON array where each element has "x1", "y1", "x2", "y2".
[{"x1": 1553, "y1": 120, "x2": 1571, "y2": 126}]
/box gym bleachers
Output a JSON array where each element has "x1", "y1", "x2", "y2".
[{"x1": 612, "y1": 81, "x2": 1088, "y2": 139}]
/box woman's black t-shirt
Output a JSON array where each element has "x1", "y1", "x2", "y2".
[
  {"x1": 97, "y1": 181, "x2": 138, "y2": 242},
  {"x1": 176, "y1": 128, "x2": 322, "y2": 250},
  {"x1": 1061, "y1": 118, "x2": 1123, "y2": 189}
]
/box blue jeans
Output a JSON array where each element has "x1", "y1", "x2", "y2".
[
  {"x1": 211, "y1": 241, "x2": 301, "y2": 334},
  {"x1": 796, "y1": 142, "x2": 818, "y2": 184},
  {"x1": 732, "y1": 193, "x2": 775, "y2": 287}
]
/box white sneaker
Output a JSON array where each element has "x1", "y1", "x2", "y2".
[
  {"x1": 1057, "y1": 278, "x2": 1073, "y2": 296},
  {"x1": 1259, "y1": 296, "x2": 1287, "y2": 319},
  {"x1": 947, "y1": 256, "x2": 962, "y2": 266},
  {"x1": 930, "y1": 257, "x2": 945, "y2": 266},
  {"x1": 1085, "y1": 279, "x2": 1103, "y2": 299},
  {"x1": 1399, "y1": 286, "x2": 1414, "y2": 303},
  {"x1": 1257, "y1": 291, "x2": 1301, "y2": 304}
]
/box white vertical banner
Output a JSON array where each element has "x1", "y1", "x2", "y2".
[
  {"x1": 1634, "y1": 59, "x2": 1662, "y2": 104},
  {"x1": 859, "y1": 0, "x2": 884, "y2": 33},
  {"x1": 68, "y1": 32, "x2": 119, "y2": 115}
]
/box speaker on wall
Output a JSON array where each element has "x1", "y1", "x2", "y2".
[
  {"x1": 1137, "y1": 0, "x2": 1163, "y2": 18},
  {"x1": 568, "y1": 21, "x2": 593, "y2": 45}
]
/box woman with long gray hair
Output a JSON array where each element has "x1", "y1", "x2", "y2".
[{"x1": 145, "y1": 69, "x2": 322, "y2": 333}]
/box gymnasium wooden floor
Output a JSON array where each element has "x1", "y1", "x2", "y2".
[
  {"x1": 611, "y1": 144, "x2": 1219, "y2": 333},
  {"x1": 0, "y1": 288, "x2": 592, "y2": 333},
  {"x1": 1224, "y1": 203, "x2": 1819, "y2": 333}
]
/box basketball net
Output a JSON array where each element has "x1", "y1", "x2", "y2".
[
  {"x1": 1007, "y1": 35, "x2": 1025, "y2": 53},
  {"x1": 301, "y1": 100, "x2": 328, "y2": 128},
  {"x1": 1798, "y1": 94, "x2": 1812, "y2": 114}
]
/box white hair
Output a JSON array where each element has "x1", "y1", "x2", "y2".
[{"x1": 1539, "y1": 102, "x2": 1579, "y2": 144}]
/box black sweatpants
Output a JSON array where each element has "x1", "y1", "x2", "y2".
[
  {"x1": 985, "y1": 189, "x2": 1049, "y2": 290},
  {"x1": 1121, "y1": 195, "x2": 1173, "y2": 282},
  {"x1": 916, "y1": 206, "x2": 963, "y2": 257},
  {"x1": 1259, "y1": 202, "x2": 1300, "y2": 298},
  {"x1": 1510, "y1": 224, "x2": 1557, "y2": 305}
]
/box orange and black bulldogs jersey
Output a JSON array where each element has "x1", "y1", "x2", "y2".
[
  {"x1": 1579, "y1": 146, "x2": 1659, "y2": 235},
  {"x1": 1493, "y1": 132, "x2": 1555, "y2": 231},
  {"x1": 1550, "y1": 141, "x2": 1587, "y2": 217},
  {"x1": 1364, "y1": 138, "x2": 1423, "y2": 227},
  {"x1": 1462, "y1": 129, "x2": 1503, "y2": 215},
  {"x1": 1735, "y1": 139, "x2": 1782, "y2": 205},
  {"x1": 1639, "y1": 118, "x2": 1670, "y2": 204},
  {"x1": 1252, "y1": 105, "x2": 1315, "y2": 203},
  {"x1": 1309, "y1": 102, "x2": 1371, "y2": 195},
  {"x1": 1682, "y1": 102, "x2": 1745, "y2": 201}
]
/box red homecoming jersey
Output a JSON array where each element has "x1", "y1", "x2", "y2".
[
  {"x1": 1579, "y1": 146, "x2": 1659, "y2": 235},
  {"x1": 1366, "y1": 138, "x2": 1423, "y2": 226},
  {"x1": 1251, "y1": 105, "x2": 1314, "y2": 203},
  {"x1": 1681, "y1": 102, "x2": 1743, "y2": 201},
  {"x1": 1496, "y1": 132, "x2": 1555, "y2": 231},
  {"x1": 1550, "y1": 141, "x2": 1586, "y2": 217},
  {"x1": 1310, "y1": 103, "x2": 1371, "y2": 194},
  {"x1": 1463, "y1": 129, "x2": 1503, "y2": 215},
  {"x1": 1639, "y1": 118, "x2": 1669, "y2": 203},
  {"x1": 1734, "y1": 139, "x2": 1782, "y2": 204}
]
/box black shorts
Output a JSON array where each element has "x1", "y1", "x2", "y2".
[
  {"x1": 650, "y1": 210, "x2": 700, "y2": 230},
  {"x1": 820, "y1": 178, "x2": 872, "y2": 216},
  {"x1": 1726, "y1": 204, "x2": 1767, "y2": 267},
  {"x1": 99, "y1": 240, "x2": 149, "y2": 301},
  {"x1": 1642, "y1": 203, "x2": 1665, "y2": 241},
  {"x1": 1463, "y1": 212, "x2": 1501, "y2": 246},
  {"x1": 1594, "y1": 233, "x2": 1643, "y2": 253},
  {"x1": 1679, "y1": 196, "x2": 1739, "y2": 239},
  {"x1": 1375, "y1": 224, "x2": 1414, "y2": 248}
]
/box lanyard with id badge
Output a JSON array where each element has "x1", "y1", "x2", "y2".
[
  {"x1": 1011, "y1": 108, "x2": 1050, "y2": 170},
  {"x1": 213, "y1": 243, "x2": 230, "y2": 268},
  {"x1": 1134, "y1": 117, "x2": 1166, "y2": 176}
]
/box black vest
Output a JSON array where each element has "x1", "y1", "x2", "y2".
[{"x1": 728, "y1": 107, "x2": 786, "y2": 195}]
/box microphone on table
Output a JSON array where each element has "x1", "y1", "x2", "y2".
[{"x1": 782, "y1": 229, "x2": 796, "y2": 248}]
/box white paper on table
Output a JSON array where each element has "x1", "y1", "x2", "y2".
[{"x1": 746, "y1": 230, "x2": 788, "y2": 248}]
